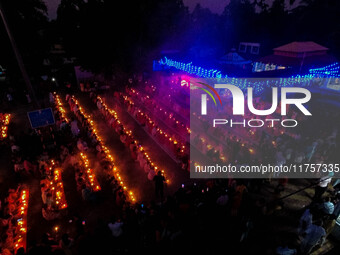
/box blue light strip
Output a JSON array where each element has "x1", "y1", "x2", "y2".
[
  {"x1": 159, "y1": 57, "x2": 224, "y2": 78},
  {"x1": 309, "y1": 62, "x2": 340, "y2": 77},
  {"x1": 158, "y1": 57, "x2": 315, "y2": 92}
]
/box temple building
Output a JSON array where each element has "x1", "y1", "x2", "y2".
[{"x1": 253, "y1": 41, "x2": 337, "y2": 73}]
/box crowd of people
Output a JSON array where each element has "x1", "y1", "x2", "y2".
[
  {"x1": 40, "y1": 159, "x2": 67, "y2": 221},
  {"x1": 126, "y1": 87, "x2": 190, "y2": 136},
  {"x1": 117, "y1": 80, "x2": 309, "y2": 173},
  {"x1": 73, "y1": 153, "x2": 101, "y2": 201},
  {"x1": 66, "y1": 94, "x2": 135, "y2": 203},
  {"x1": 88, "y1": 93, "x2": 169, "y2": 185},
  {"x1": 22, "y1": 175, "x2": 340, "y2": 255},
  {"x1": 1, "y1": 74, "x2": 340, "y2": 255},
  {"x1": 115, "y1": 91, "x2": 189, "y2": 168},
  {"x1": 296, "y1": 191, "x2": 340, "y2": 254},
  {"x1": 0, "y1": 186, "x2": 28, "y2": 255},
  {"x1": 148, "y1": 76, "x2": 340, "y2": 181},
  {"x1": 191, "y1": 98, "x2": 339, "y2": 176}
]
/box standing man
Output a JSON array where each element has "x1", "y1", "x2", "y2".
[{"x1": 153, "y1": 171, "x2": 165, "y2": 200}]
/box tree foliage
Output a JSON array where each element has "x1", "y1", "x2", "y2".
[
  {"x1": 2, "y1": 0, "x2": 340, "y2": 77},
  {"x1": 0, "y1": 0, "x2": 49, "y2": 77},
  {"x1": 55, "y1": 0, "x2": 340, "y2": 74}
]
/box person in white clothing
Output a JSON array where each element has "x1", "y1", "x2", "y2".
[
  {"x1": 148, "y1": 167, "x2": 156, "y2": 181},
  {"x1": 71, "y1": 118, "x2": 80, "y2": 137},
  {"x1": 313, "y1": 173, "x2": 333, "y2": 201},
  {"x1": 144, "y1": 162, "x2": 151, "y2": 173},
  {"x1": 108, "y1": 219, "x2": 123, "y2": 237}
]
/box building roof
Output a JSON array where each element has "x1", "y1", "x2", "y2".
[
  {"x1": 273, "y1": 41, "x2": 328, "y2": 53},
  {"x1": 258, "y1": 54, "x2": 337, "y2": 69}
]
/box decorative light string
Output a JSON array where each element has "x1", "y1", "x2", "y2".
[
  {"x1": 159, "y1": 57, "x2": 316, "y2": 92},
  {"x1": 160, "y1": 57, "x2": 222, "y2": 78},
  {"x1": 309, "y1": 62, "x2": 340, "y2": 77}
]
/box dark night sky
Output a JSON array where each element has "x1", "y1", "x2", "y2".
[{"x1": 45, "y1": 0, "x2": 301, "y2": 20}]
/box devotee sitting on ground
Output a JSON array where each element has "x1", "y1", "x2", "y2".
[
  {"x1": 59, "y1": 145, "x2": 69, "y2": 162},
  {"x1": 42, "y1": 205, "x2": 61, "y2": 221},
  {"x1": 148, "y1": 167, "x2": 156, "y2": 181},
  {"x1": 70, "y1": 118, "x2": 80, "y2": 137},
  {"x1": 300, "y1": 220, "x2": 326, "y2": 254},
  {"x1": 298, "y1": 208, "x2": 313, "y2": 236}
]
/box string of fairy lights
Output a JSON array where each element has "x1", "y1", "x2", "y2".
[
  {"x1": 309, "y1": 62, "x2": 340, "y2": 77},
  {"x1": 159, "y1": 57, "x2": 223, "y2": 78},
  {"x1": 158, "y1": 56, "x2": 331, "y2": 92}
]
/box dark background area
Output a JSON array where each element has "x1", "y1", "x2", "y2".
[{"x1": 0, "y1": 0, "x2": 340, "y2": 86}]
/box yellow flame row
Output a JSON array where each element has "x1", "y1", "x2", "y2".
[
  {"x1": 14, "y1": 189, "x2": 28, "y2": 252},
  {"x1": 79, "y1": 152, "x2": 101, "y2": 191},
  {"x1": 1, "y1": 113, "x2": 10, "y2": 138}
]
